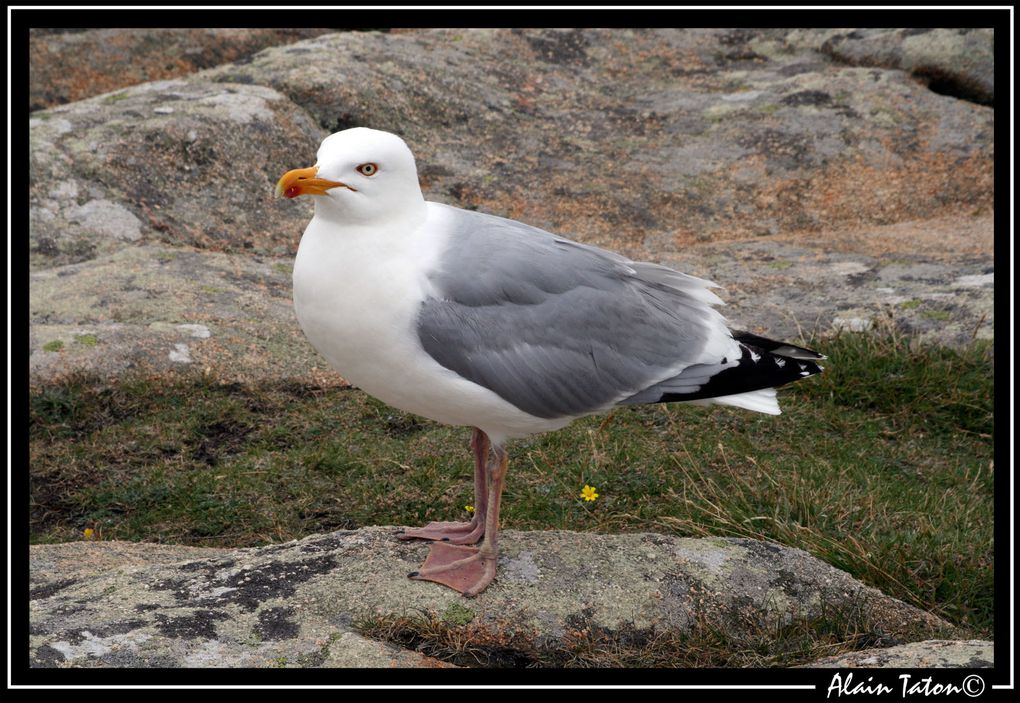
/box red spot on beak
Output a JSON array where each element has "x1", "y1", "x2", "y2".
[{"x1": 275, "y1": 165, "x2": 349, "y2": 198}]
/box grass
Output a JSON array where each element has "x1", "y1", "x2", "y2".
[
  {"x1": 29, "y1": 328, "x2": 995, "y2": 642},
  {"x1": 921, "y1": 309, "x2": 953, "y2": 322}
]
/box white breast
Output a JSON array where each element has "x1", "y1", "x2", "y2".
[{"x1": 292, "y1": 202, "x2": 565, "y2": 445}]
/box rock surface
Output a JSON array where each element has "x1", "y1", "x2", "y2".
[
  {"x1": 28, "y1": 213, "x2": 993, "y2": 384},
  {"x1": 29, "y1": 529, "x2": 970, "y2": 668},
  {"x1": 802, "y1": 28, "x2": 995, "y2": 106},
  {"x1": 798, "y1": 639, "x2": 994, "y2": 668},
  {"x1": 200, "y1": 28, "x2": 993, "y2": 253},
  {"x1": 29, "y1": 79, "x2": 323, "y2": 269},
  {"x1": 29, "y1": 28, "x2": 336, "y2": 111},
  {"x1": 29, "y1": 245, "x2": 328, "y2": 383},
  {"x1": 28, "y1": 28, "x2": 995, "y2": 384}
]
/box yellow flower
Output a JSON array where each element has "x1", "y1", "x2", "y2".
[
  {"x1": 83, "y1": 528, "x2": 95, "y2": 540},
  {"x1": 465, "y1": 505, "x2": 475, "y2": 514},
  {"x1": 580, "y1": 485, "x2": 599, "y2": 502}
]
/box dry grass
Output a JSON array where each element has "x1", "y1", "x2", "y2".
[{"x1": 354, "y1": 592, "x2": 958, "y2": 668}]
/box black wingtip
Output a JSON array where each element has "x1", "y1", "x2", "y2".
[
  {"x1": 649, "y1": 337, "x2": 823, "y2": 406},
  {"x1": 733, "y1": 331, "x2": 825, "y2": 360}
]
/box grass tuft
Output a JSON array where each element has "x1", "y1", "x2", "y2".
[{"x1": 353, "y1": 592, "x2": 957, "y2": 668}]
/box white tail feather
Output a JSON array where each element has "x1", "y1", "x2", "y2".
[{"x1": 683, "y1": 387, "x2": 781, "y2": 415}]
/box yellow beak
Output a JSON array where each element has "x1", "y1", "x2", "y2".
[{"x1": 275, "y1": 165, "x2": 351, "y2": 198}]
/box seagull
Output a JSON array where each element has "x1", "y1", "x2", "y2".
[{"x1": 276, "y1": 127, "x2": 824, "y2": 597}]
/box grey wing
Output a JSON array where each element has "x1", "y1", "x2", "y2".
[{"x1": 416, "y1": 206, "x2": 739, "y2": 419}]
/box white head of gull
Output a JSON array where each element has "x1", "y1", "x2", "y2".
[{"x1": 276, "y1": 127, "x2": 824, "y2": 596}]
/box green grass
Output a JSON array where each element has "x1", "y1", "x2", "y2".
[{"x1": 29, "y1": 329, "x2": 995, "y2": 637}]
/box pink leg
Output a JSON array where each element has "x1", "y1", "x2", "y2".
[
  {"x1": 409, "y1": 443, "x2": 508, "y2": 597},
  {"x1": 397, "y1": 428, "x2": 489, "y2": 545}
]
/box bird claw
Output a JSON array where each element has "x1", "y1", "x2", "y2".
[{"x1": 407, "y1": 542, "x2": 496, "y2": 597}]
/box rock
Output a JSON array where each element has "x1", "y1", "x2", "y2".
[
  {"x1": 799, "y1": 639, "x2": 993, "y2": 668},
  {"x1": 29, "y1": 28, "x2": 336, "y2": 111},
  {"x1": 29, "y1": 245, "x2": 335, "y2": 384},
  {"x1": 29, "y1": 529, "x2": 963, "y2": 668},
  {"x1": 27, "y1": 29, "x2": 995, "y2": 382},
  {"x1": 30, "y1": 79, "x2": 324, "y2": 269},
  {"x1": 28, "y1": 214, "x2": 993, "y2": 385},
  {"x1": 198, "y1": 28, "x2": 993, "y2": 256},
  {"x1": 658, "y1": 214, "x2": 994, "y2": 346},
  {"x1": 801, "y1": 28, "x2": 994, "y2": 106},
  {"x1": 28, "y1": 26, "x2": 997, "y2": 263}
]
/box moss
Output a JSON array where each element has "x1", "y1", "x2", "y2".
[
  {"x1": 898, "y1": 298, "x2": 923, "y2": 309},
  {"x1": 441, "y1": 602, "x2": 476, "y2": 626},
  {"x1": 75, "y1": 334, "x2": 99, "y2": 347},
  {"x1": 921, "y1": 309, "x2": 952, "y2": 321},
  {"x1": 43, "y1": 340, "x2": 64, "y2": 352}
]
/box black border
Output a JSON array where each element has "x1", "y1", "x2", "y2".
[{"x1": 11, "y1": 4, "x2": 1014, "y2": 695}]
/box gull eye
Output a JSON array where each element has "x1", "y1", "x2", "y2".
[{"x1": 356, "y1": 162, "x2": 378, "y2": 176}]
